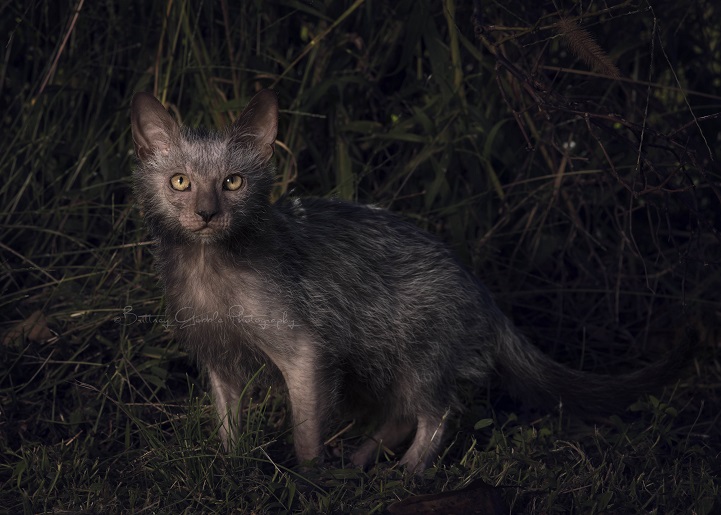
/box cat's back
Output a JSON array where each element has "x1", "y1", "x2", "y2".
[
  {"x1": 272, "y1": 195, "x2": 495, "y2": 384},
  {"x1": 275, "y1": 195, "x2": 492, "y2": 319},
  {"x1": 277, "y1": 196, "x2": 451, "y2": 258}
]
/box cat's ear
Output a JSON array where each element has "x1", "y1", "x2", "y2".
[
  {"x1": 130, "y1": 92, "x2": 180, "y2": 162},
  {"x1": 231, "y1": 89, "x2": 278, "y2": 161}
]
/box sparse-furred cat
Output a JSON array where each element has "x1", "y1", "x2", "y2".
[{"x1": 130, "y1": 89, "x2": 681, "y2": 473}]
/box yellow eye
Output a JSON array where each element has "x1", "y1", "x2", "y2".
[
  {"x1": 170, "y1": 173, "x2": 190, "y2": 191},
  {"x1": 223, "y1": 174, "x2": 243, "y2": 191}
]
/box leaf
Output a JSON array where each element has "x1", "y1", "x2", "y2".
[
  {"x1": 340, "y1": 121, "x2": 383, "y2": 134},
  {"x1": 474, "y1": 418, "x2": 493, "y2": 430},
  {"x1": 387, "y1": 478, "x2": 508, "y2": 515},
  {"x1": 2, "y1": 310, "x2": 53, "y2": 345}
]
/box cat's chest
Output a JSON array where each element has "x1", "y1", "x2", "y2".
[
  {"x1": 161, "y1": 245, "x2": 284, "y2": 333},
  {"x1": 158, "y1": 244, "x2": 310, "y2": 379}
]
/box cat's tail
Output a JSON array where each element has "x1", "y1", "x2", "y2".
[{"x1": 493, "y1": 317, "x2": 691, "y2": 414}]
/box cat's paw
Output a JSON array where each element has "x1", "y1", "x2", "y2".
[{"x1": 349, "y1": 440, "x2": 381, "y2": 468}]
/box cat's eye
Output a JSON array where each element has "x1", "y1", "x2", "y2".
[
  {"x1": 170, "y1": 173, "x2": 191, "y2": 191},
  {"x1": 223, "y1": 174, "x2": 244, "y2": 191}
]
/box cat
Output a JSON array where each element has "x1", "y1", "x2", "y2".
[{"x1": 130, "y1": 89, "x2": 682, "y2": 473}]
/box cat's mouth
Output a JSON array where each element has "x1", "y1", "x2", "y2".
[
  {"x1": 188, "y1": 224, "x2": 217, "y2": 240},
  {"x1": 194, "y1": 225, "x2": 216, "y2": 237},
  {"x1": 180, "y1": 217, "x2": 227, "y2": 240}
]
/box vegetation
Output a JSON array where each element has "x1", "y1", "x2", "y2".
[{"x1": 1, "y1": 0, "x2": 719, "y2": 512}]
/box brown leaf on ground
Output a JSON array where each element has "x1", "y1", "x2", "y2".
[
  {"x1": 387, "y1": 478, "x2": 508, "y2": 515},
  {"x1": 2, "y1": 310, "x2": 54, "y2": 345}
]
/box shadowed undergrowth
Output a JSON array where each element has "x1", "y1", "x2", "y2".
[{"x1": 1, "y1": 0, "x2": 719, "y2": 512}]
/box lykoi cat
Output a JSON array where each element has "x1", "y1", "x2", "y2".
[{"x1": 130, "y1": 89, "x2": 681, "y2": 473}]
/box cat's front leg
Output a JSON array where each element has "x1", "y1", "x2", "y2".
[
  {"x1": 208, "y1": 368, "x2": 242, "y2": 449},
  {"x1": 277, "y1": 343, "x2": 324, "y2": 464}
]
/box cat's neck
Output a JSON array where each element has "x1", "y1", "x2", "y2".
[
  {"x1": 155, "y1": 206, "x2": 285, "y2": 267},
  {"x1": 157, "y1": 236, "x2": 263, "y2": 269}
]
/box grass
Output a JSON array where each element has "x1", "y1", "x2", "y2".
[{"x1": 1, "y1": 0, "x2": 720, "y2": 512}]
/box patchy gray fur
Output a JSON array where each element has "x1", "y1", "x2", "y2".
[{"x1": 130, "y1": 90, "x2": 681, "y2": 473}]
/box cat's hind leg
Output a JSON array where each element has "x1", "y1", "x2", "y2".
[
  {"x1": 398, "y1": 411, "x2": 448, "y2": 474},
  {"x1": 350, "y1": 418, "x2": 415, "y2": 468}
]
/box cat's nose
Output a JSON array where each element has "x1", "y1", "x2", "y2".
[{"x1": 196, "y1": 210, "x2": 217, "y2": 223}]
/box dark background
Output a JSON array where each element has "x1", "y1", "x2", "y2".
[{"x1": 1, "y1": 0, "x2": 719, "y2": 512}]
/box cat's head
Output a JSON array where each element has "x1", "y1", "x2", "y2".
[{"x1": 130, "y1": 90, "x2": 278, "y2": 245}]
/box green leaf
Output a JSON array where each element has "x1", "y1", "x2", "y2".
[{"x1": 474, "y1": 418, "x2": 493, "y2": 430}]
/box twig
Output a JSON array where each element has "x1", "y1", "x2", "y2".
[{"x1": 34, "y1": 0, "x2": 85, "y2": 100}]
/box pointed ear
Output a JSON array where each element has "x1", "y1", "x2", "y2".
[
  {"x1": 230, "y1": 89, "x2": 279, "y2": 161},
  {"x1": 130, "y1": 92, "x2": 180, "y2": 161}
]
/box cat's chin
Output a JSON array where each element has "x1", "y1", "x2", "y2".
[{"x1": 189, "y1": 227, "x2": 223, "y2": 244}]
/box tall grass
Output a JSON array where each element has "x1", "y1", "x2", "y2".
[{"x1": 1, "y1": 0, "x2": 719, "y2": 512}]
